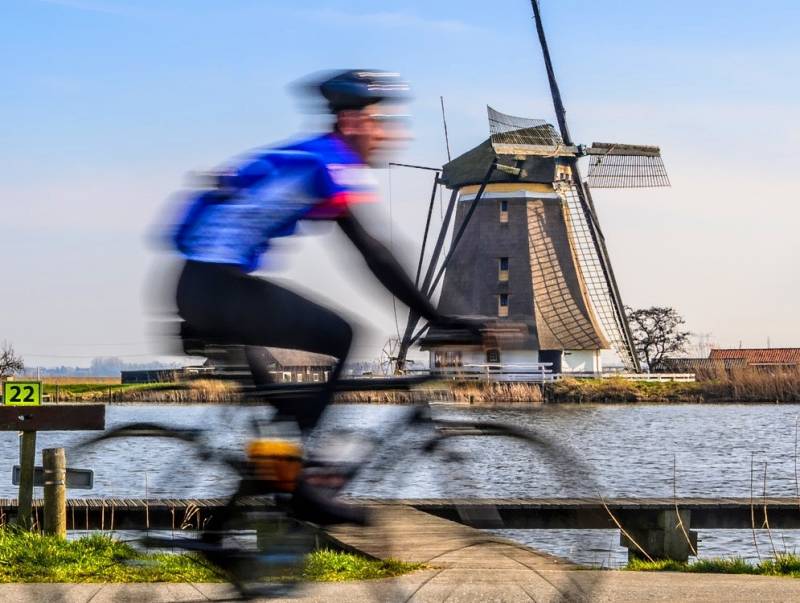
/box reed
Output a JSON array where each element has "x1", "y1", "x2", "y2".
[
  {"x1": 549, "y1": 377, "x2": 645, "y2": 403},
  {"x1": 547, "y1": 369, "x2": 800, "y2": 404},
  {"x1": 697, "y1": 367, "x2": 800, "y2": 402},
  {"x1": 448, "y1": 381, "x2": 544, "y2": 404},
  {"x1": 333, "y1": 388, "x2": 449, "y2": 404}
]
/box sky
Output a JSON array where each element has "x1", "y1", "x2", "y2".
[{"x1": 2, "y1": 0, "x2": 799, "y2": 366}]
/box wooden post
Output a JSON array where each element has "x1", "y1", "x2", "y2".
[
  {"x1": 43, "y1": 448, "x2": 67, "y2": 538},
  {"x1": 16, "y1": 431, "x2": 36, "y2": 529},
  {"x1": 620, "y1": 509, "x2": 697, "y2": 562}
]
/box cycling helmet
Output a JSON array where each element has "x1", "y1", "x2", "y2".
[{"x1": 316, "y1": 69, "x2": 409, "y2": 112}]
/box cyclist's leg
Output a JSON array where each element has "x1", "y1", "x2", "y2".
[
  {"x1": 176, "y1": 260, "x2": 365, "y2": 526},
  {"x1": 176, "y1": 260, "x2": 352, "y2": 431}
]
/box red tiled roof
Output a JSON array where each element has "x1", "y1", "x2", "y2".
[{"x1": 709, "y1": 348, "x2": 800, "y2": 365}]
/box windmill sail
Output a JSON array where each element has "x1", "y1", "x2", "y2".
[
  {"x1": 561, "y1": 183, "x2": 640, "y2": 370},
  {"x1": 586, "y1": 143, "x2": 670, "y2": 188},
  {"x1": 488, "y1": 106, "x2": 577, "y2": 157}
]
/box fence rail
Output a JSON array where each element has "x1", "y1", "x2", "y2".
[{"x1": 431, "y1": 363, "x2": 557, "y2": 383}]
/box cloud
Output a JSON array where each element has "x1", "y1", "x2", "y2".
[{"x1": 297, "y1": 8, "x2": 480, "y2": 34}]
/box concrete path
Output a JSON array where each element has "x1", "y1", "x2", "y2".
[
  {"x1": 3, "y1": 572, "x2": 800, "y2": 602},
  {"x1": 325, "y1": 504, "x2": 575, "y2": 570}
]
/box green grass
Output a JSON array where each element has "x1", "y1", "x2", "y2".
[
  {"x1": 42, "y1": 383, "x2": 176, "y2": 395},
  {"x1": 0, "y1": 529, "x2": 220, "y2": 583},
  {"x1": 627, "y1": 554, "x2": 800, "y2": 578},
  {"x1": 0, "y1": 529, "x2": 424, "y2": 584},
  {"x1": 302, "y1": 549, "x2": 425, "y2": 582}
]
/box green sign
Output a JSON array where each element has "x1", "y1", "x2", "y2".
[{"x1": 2, "y1": 381, "x2": 42, "y2": 406}]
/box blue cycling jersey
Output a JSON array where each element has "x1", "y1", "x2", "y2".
[{"x1": 173, "y1": 133, "x2": 376, "y2": 272}]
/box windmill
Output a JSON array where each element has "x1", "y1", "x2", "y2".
[{"x1": 395, "y1": 0, "x2": 670, "y2": 373}]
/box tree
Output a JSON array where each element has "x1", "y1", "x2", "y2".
[
  {"x1": 625, "y1": 306, "x2": 690, "y2": 372},
  {"x1": 0, "y1": 342, "x2": 24, "y2": 378},
  {"x1": 89, "y1": 356, "x2": 124, "y2": 377}
]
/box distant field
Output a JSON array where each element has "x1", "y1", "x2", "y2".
[{"x1": 39, "y1": 377, "x2": 121, "y2": 385}]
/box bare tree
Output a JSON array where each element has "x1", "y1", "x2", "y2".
[
  {"x1": 0, "y1": 342, "x2": 24, "y2": 378},
  {"x1": 625, "y1": 306, "x2": 690, "y2": 372}
]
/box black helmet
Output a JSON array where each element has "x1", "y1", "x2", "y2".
[{"x1": 315, "y1": 69, "x2": 409, "y2": 112}]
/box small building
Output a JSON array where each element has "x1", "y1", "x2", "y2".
[
  {"x1": 709, "y1": 348, "x2": 800, "y2": 371},
  {"x1": 222, "y1": 347, "x2": 337, "y2": 383},
  {"x1": 122, "y1": 348, "x2": 337, "y2": 384},
  {"x1": 257, "y1": 348, "x2": 337, "y2": 383}
]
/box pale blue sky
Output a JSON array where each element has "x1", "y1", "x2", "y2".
[{"x1": 2, "y1": 0, "x2": 799, "y2": 364}]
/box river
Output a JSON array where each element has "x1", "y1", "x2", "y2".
[{"x1": 2, "y1": 403, "x2": 799, "y2": 566}]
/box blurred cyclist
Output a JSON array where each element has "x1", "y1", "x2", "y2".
[{"x1": 171, "y1": 70, "x2": 467, "y2": 435}]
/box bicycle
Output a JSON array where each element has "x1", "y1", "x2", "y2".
[{"x1": 74, "y1": 344, "x2": 605, "y2": 601}]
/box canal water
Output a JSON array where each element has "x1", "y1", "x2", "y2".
[{"x1": 2, "y1": 403, "x2": 799, "y2": 567}]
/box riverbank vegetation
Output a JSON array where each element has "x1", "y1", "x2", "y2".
[
  {"x1": 551, "y1": 368, "x2": 800, "y2": 404},
  {"x1": 0, "y1": 529, "x2": 423, "y2": 583},
  {"x1": 40, "y1": 379, "x2": 240, "y2": 403},
  {"x1": 332, "y1": 381, "x2": 545, "y2": 405},
  {"x1": 28, "y1": 366, "x2": 800, "y2": 404},
  {"x1": 627, "y1": 554, "x2": 800, "y2": 578}
]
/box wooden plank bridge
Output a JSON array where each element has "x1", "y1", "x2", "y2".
[
  {"x1": 377, "y1": 497, "x2": 800, "y2": 530},
  {"x1": 1, "y1": 497, "x2": 799, "y2": 531}
]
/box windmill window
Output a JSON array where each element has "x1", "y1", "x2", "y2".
[
  {"x1": 498, "y1": 293, "x2": 509, "y2": 317},
  {"x1": 499, "y1": 257, "x2": 509, "y2": 282},
  {"x1": 499, "y1": 200, "x2": 509, "y2": 223}
]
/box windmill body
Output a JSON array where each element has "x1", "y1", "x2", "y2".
[
  {"x1": 421, "y1": 127, "x2": 608, "y2": 374},
  {"x1": 417, "y1": 107, "x2": 669, "y2": 375}
]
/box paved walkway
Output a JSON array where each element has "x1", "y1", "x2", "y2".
[
  {"x1": 325, "y1": 504, "x2": 575, "y2": 570},
  {"x1": 3, "y1": 572, "x2": 800, "y2": 602}
]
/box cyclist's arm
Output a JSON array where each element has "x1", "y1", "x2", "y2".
[{"x1": 336, "y1": 211, "x2": 440, "y2": 323}]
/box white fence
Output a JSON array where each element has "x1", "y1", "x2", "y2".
[
  {"x1": 600, "y1": 372, "x2": 696, "y2": 383},
  {"x1": 428, "y1": 366, "x2": 695, "y2": 383},
  {"x1": 432, "y1": 363, "x2": 557, "y2": 383}
]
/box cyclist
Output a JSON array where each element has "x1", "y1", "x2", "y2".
[{"x1": 170, "y1": 69, "x2": 469, "y2": 434}]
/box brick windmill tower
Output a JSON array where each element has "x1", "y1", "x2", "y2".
[{"x1": 396, "y1": 1, "x2": 670, "y2": 374}]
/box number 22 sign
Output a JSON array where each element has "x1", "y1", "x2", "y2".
[{"x1": 2, "y1": 381, "x2": 42, "y2": 406}]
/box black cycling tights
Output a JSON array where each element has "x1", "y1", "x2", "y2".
[{"x1": 176, "y1": 260, "x2": 352, "y2": 432}]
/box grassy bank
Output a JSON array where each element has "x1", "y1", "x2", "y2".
[
  {"x1": 334, "y1": 381, "x2": 544, "y2": 405},
  {"x1": 337, "y1": 371, "x2": 800, "y2": 405},
  {"x1": 0, "y1": 529, "x2": 423, "y2": 583},
  {"x1": 627, "y1": 554, "x2": 800, "y2": 578},
  {"x1": 41, "y1": 379, "x2": 240, "y2": 403},
  {"x1": 550, "y1": 369, "x2": 800, "y2": 404},
  {"x1": 33, "y1": 367, "x2": 800, "y2": 404}
]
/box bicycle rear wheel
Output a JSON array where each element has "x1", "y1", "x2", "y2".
[{"x1": 333, "y1": 403, "x2": 607, "y2": 603}]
